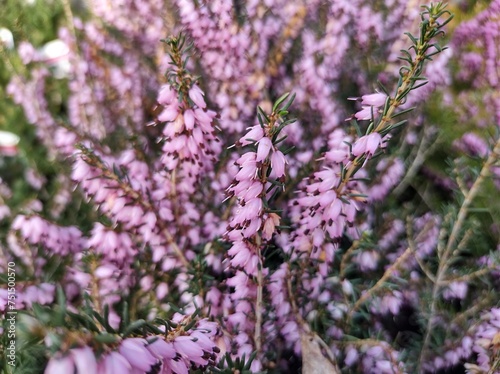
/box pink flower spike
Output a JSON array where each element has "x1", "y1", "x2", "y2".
[
  {"x1": 361, "y1": 93, "x2": 387, "y2": 107},
  {"x1": 189, "y1": 85, "x2": 206, "y2": 109},
  {"x1": 256, "y1": 137, "x2": 272, "y2": 162}
]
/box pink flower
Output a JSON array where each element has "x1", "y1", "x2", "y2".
[
  {"x1": 325, "y1": 149, "x2": 349, "y2": 163},
  {"x1": 44, "y1": 355, "x2": 74, "y2": 374},
  {"x1": 0, "y1": 205, "x2": 11, "y2": 221},
  {"x1": 173, "y1": 336, "x2": 205, "y2": 363},
  {"x1": 183, "y1": 109, "x2": 195, "y2": 130},
  {"x1": 100, "y1": 352, "x2": 132, "y2": 374},
  {"x1": 256, "y1": 137, "x2": 273, "y2": 162},
  {"x1": 356, "y1": 251, "x2": 379, "y2": 271},
  {"x1": 262, "y1": 213, "x2": 280, "y2": 240},
  {"x1": 169, "y1": 359, "x2": 189, "y2": 374},
  {"x1": 188, "y1": 85, "x2": 206, "y2": 109},
  {"x1": 147, "y1": 339, "x2": 176, "y2": 360},
  {"x1": 361, "y1": 93, "x2": 387, "y2": 107},
  {"x1": 119, "y1": 338, "x2": 157, "y2": 371},
  {"x1": 71, "y1": 346, "x2": 97, "y2": 374},
  {"x1": 271, "y1": 150, "x2": 286, "y2": 177},
  {"x1": 240, "y1": 125, "x2": 264, "y2": 146},
  {"x1": 354, "y1": 106, "x2": 373, "y2": 121},
  {"x1": 242, "y1": 217, "x2": 262, "y2": 238},
  {"x1": 240, "y1": 182, "x2": 264, "y2": 201},
  {"x1": 228, "y1": 241, "x2": 253, "y2": 268},
  {"x1": 157, "y1": 85, "x2": 176, "y2": 105},
  {"x1": 158, "y1": 106, "x2": 179, "y2": 122},
  {"x1": 352, "y1": 132, "x2": 382, "y2": 157}
]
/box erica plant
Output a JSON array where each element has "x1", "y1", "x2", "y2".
[{"x1": 1, "y1": 1, "x2": 500, "y2": 374}]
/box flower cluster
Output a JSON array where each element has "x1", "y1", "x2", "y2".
[
  {"x1": 2, "y1": 2, "x2": 500, "y2": 374},
  {"x1": 44, "y1": 318, "x2": 222, "y2": 374}
]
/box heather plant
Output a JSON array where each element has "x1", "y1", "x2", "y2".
[{"x1": 1, "y1": 1, "x2": 500, "y2": 374}]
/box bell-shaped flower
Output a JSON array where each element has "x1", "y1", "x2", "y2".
[
  {"x1": 147, "y1": 338, "x2": 176, "y2": 359},
  {"x1": 44, "y1": 355, "x2": 74, "y2": 374},
  {"x1": 361, "y1": 93, "x2": 387, "y2": 107},
  {"x1": 240, "y1": 125, "x2": 264, "y2": 146},
  {"x1": 256, "y1": 137, "x2": 273, "y2": 162},
  {"x1": 189, "y1": 85, "x2": 206, "y2": 109},
  {"x1": 119, "y1": 338, "x2": 157, "y2": 371},
  {"x1": 270, "y1": 150, "x2": 286, "y2": 178},
  {"x1": 71, "y1": 346, "x2": 97, "y2": 374},
  {"x1": 183, "y1": 109, "x2": 195, "y2": 130},
  {"x1": 173, "y1": 336, "x2": 205, "y2": 363},
  {"x1": 101, "y1": 352, "x2": 131, "y2": 374},
  {"x1": 354, "y1": 106, "x2": 373, "y2": 121},
  {"x1": 158, "y1": 105, "x2": 179, "y2": 122},
  {"x1": 262, "y1": 213, "x2": 281, "y2": 240},
  {"x1": 352, "y1": 132, "x2": 382, "y2": 157}
]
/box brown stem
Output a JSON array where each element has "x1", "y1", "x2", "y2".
[{"x1": 348, "y1": 247, "x2": 412, "y2": 321}]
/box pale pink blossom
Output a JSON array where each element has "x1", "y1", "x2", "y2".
[
  {"x1": 361, "y1": 92, "x2": 387, "y2": 107},
  {"x1": 354, "y1": 106, "x2": 373, "y2": 120},
  {"x1": 147, "y1": 339, "x2": 176, "y2": 360},
  {"x1": 100, "y1": 352, "x2": 132, "y2": 373},
  {"x1": 188, "y1": 85, "x2": 206, "y2": 108},
  {"x1": 158, "y1": 106, "x2": 179, "y2": 122},
  {"x1": 271, "y1": 150, "x2": 286, "y2": 177},
  {"x1": 71, "y1": 347, "x2": 97, "y2": 374},
  {"x1": 173, "y1": 336, "x2": 204, "y2": 361},
  {"x1": 119, "y1": 338, "x2": 157, "y2": 372},
  {"x1": 352, "y1": 132, "x2": 382, "y2": 157},
  {"x1": 44, "y1": 355, "x2": 74, "y2": 374},
  {"x1": 256, "y1": 137, "x2": 273, "y2": 162},
  {"x1": 157, "y1": 85, "x2": 176, "y2": 105},
  {"x1": 183, "y1": 109, "x2": 195, "y2": 130},
  {"x1": 262, "y1": 213, "x2": 280, "y2": 240},
  {"x1": 240, "y1": 125, "x2": 264, "y2": 146}
]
